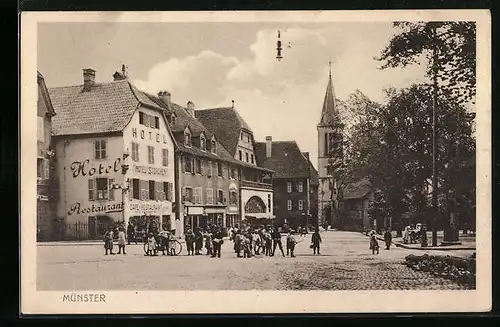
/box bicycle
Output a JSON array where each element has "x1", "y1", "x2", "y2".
[{"x1": 143, "y1": 235, "x2": 183, "y2": 256}]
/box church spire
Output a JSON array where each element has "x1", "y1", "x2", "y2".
[{"x1": 318, "y1": 60, "x2": 338, "y2": 127}]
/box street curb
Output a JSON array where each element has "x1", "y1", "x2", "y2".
[{"x1": 371, "y1": 234, "x2": 475, "y2": 251}]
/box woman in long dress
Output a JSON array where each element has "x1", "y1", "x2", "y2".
[{"x1": 402, "y1": 225, "x2": 411, "y2": 244}]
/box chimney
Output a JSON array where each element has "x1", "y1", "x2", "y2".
[
  {"x1": 113, "y1": 64, "x2": 128, "y2": 81},
  {"x1": 83, "y1": 68, "x2": 96, "y2": 91},
  {"x1": 158, "y1": 91, "x2": 171, "y2": 109},
  {"x1": 186, "y1": 101, "x2": 195, "y2": 117},
  {"x1": 231, "y1": 100, "x2": 235, "y2": 109},
  {"x1": 265, "y1": 136, "x2": 272, "y2": 158}
]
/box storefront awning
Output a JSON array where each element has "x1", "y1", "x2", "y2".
[{"x1": 245, "y1": 213, "x2": 275, "y2": 219}]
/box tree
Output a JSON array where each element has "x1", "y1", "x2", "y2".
[
  {"x1": 378, "y1": 21, "x2": 476, "y2": 246},
  {"x1": 368, "y1": 189, "x2": 390, "y2": 233}
]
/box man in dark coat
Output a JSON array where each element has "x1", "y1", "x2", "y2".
[
  {"x1": 311, "y1": 228, "x2": 322, "y2": 254},
  {"x1": 194, "y1": 227, "x2": 203, "y2": 255},
  {"x1": 271, "y1": 227, "x2": 285, "y2": 257},
  {"x1": 185, "y1": 227, "x2": 195, "y2": 255},
  {"x1": 384, "y1": 229, "x2": 393, "y2": 250},
  {"x1": 127, "y1": 221, "x2": 136, "y2": 245},
  {"x1": 211, "y1": 226, "x2": 224, "y2": 258}
]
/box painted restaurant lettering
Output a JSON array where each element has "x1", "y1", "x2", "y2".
[
  {"x1": 67, "y1": 202, "x2": 123, "y2": 216},
  {"x1": 133, "y1": 164, "x2": 168, "y2": 176},
  {"x1": 70, "y1": 158, "x2": 121, "y2": 178}
]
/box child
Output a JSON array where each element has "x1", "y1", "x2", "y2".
[
  {"x1": 103, "y1": 227, "x2": 115, "y2": 255},
  {"x1": 117, "y1": 227, "x2": 127, "y2": 255},
  {"x1": 242, "y1": 233, "x2": 252, "y2": 258},
  {"x1": 168, "y1": 230, "x2": 177, "y2": 256},
  {"x1": 251, "y1": 229, "x2": 261, "y2": 255},
  {"x1": 146, "y1": 232, "x2": 158, "y2": 256},
  {"x1": 311, "y1": 228, "x2": 322, "y2": 255},
  {"x1": 370, "y1": 233, "x2": 380, "y2": 254},
  {"x1": 384, "y1": 229, "x2": 392, "y2": 250},
  {"x1": 286, "y1": 230, "x2": 297, "y2": 257}
]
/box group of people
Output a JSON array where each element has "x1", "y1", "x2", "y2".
[
  {"x1": 368, "y1": 229, "x2": 393, "y2": 255},
  {"x1": 103, "y1": 225, "x2": 127, "y2": 255},
  {"x1": 184, "y1": 225, "x2": 225, "y2": 258}
]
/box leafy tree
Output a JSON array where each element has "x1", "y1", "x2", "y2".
[{"x1": 377, "y1": 21, "x2": 476, "y2": 104}]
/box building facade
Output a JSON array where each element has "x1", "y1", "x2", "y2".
[
  {"x1": 317, "y1": 64, "x2": 343, "y2": 228},
  {"x1": 255, "y1": 138, "x2": 318, "y2": 230},
  {"x1": 49, "y1": 68, "x2": 175, "y2": 240},
  {"x1": 37, "y1": 71, "x2": 57, "y2": 241},
  {"x1": 195, "y1": 106, "x2": 274, "y2": 227}
]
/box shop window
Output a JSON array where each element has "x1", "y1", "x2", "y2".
[
  {"x1": 94, "y1": 140, "x2": 107, "y2": 159},
  {"x1": 147, "y1": 146, "x2": 155, "y2": 164},
  {"x1": 131, "y1": 142, "x2": 139, "y2": 162}
]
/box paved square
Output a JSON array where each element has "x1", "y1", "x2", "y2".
[{"x1": 37, "y1": 231, "x2": 474, "y2": 290}]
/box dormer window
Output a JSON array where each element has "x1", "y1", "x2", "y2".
[
  {"x1": 211, "y1": 140, "x2": 216, "y2": 154},
  {"x1": 171, "y1": 114, "x2": 176, "y2": 125},
  {"x1": 184, "y1": 132, "x2": 192, "y2": 147},
  {"x1": 200, "y1": 135, "x2": 206, "y2": 151}
]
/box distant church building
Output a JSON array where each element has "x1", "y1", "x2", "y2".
[{"x1": 317, "y1": 62, "x2": 343, "y2": 227}]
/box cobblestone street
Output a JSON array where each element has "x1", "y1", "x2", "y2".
[{"x1": 37, "y1": 230, "x2": 475, "y2": 291}]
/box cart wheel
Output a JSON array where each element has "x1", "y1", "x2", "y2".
[{"x1": 172, "y1": 240, "x2": 182, "y2": 256}]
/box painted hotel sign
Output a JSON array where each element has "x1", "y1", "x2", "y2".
[{"x1": 133, "y1": 164, "x2": 168, "y2": 176}]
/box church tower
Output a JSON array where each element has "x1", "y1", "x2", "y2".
[{"x1": 317, "y1": 61, "x2": 343, "y2": 227}]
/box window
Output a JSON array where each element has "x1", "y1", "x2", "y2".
[
  {"x1": 183, "y1": 187, "x2": 194, "y2": 203},
  {"x1": 194, "y1": 187, "x2": 203, "y2": 204},
  {"x1": 200, "y1": 136, "x2": 206, "y2": 151},
  {"x1": 298, "y1": 200, "x2": 304, "y2": 211},
  {"x1": 241, "y1": 132, "x2": 244, "y2": 140},
  {"x1": 132, "y1": 179, "x2": 140, "y2": 199},
  {"x1": 185, "y1": 133, "x2": 192, "y2": 147},
  {"x1": 207, "y1": 161, "x2": 212, "y2": 177},
  {"x1": 147, "y1": 146, "x2": 155, "y2": 164},
  {"x1": 94, "y1": 140, "x2": 107, "y2": 159},
  {"x1": 196, "y1": 158, "x2": 202, "y2": 174},
  {"x1": 229, "y1": 190, "x2": 238, "y2": 205},
  {"x1": 95, "y1": 178, "x2": 109, "y2": 200},
  {"x1": 148, "y1": 181, "x2": 155, "y2": 200},
  {"x1": 162, "y1": 149, "x2": 168, "y2": 167},
  {"x1": 183, "y1": 156, "x2": 193, "y2": 173},
  {"x1": 206, "y1": 188, "x2": 214, "y2": 204},
  {"x1": 37, "y1": 116, "x2": 44, "y2": 141},
  {"x1": 37, "y1": 158, "x2": 49, "y2": 180},
  {"x1": 251, "y1": 154, "x2": 254, "y2": 164},
  {"x1": 163, "y1": 182, "x2": 173, "y2": 201},
  {"x1": 287, "y1": 200, "x2": 292, "y2": 211},
  {"x1": 139, "y1": 112, "x2": 160, "y2": 129},
  {"x1": 324, "y1": 133, "x2": 329, "y2": 156},
  {"x1": 268, "y1": 194, "x2": 272, "y2": 213},
  {"x1": 239, "y1": 150, "x2": 242, "y2": 160},
  {"x1": 298, "y1": 182, "x2": 304, "y2": 193},
  {"x1": 287, "y1": 182, "x2": 292, "y2": 193},
  {"x1": 217, "y1": 162, "x2": 223, "y2": 177},
  {"x1": 154, "y1": 116, "x2": 160, "y2": 129},
  {"x1": 211, "y1": 140, "x2": 216, "y2": 153},
  {"x1": 217, "y1": 190, "x2": 224, "y2": 204},
  {"x1": 230, "y1": 168, "x2": 237, "y2": 180},
  {"x1": 131, "y1": 142, "x2": 139, "y2": 162},
  {"x1": 246, "y1": 152, "x2": 249, "y2": 162},
  {"x1": 139, "y1": 112, "x2": 144, "y2": 125}
]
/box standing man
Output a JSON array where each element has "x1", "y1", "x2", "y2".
[
  {"x1": 185, "y1": 227, "x2": 195, "y2": 256},
  {"x1": 127, "y1": 221, "x2": 136, "y2": 245},
  {"x1": 194, "y1": 227, "x2": 203, "y2": 255},
  {"x1": 311, "y1": 228, "x2": 322, "y2": 254},
  {"x1": 212, "y1": 226, "x2": 224, "y2": 258},
  {"x1": 271, "y1": 227, "x2": 285, "y2": 257}
]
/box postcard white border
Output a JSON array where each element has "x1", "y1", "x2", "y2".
[{"x1": 21, "y1": 10, "x2": 491, "y2": 314}]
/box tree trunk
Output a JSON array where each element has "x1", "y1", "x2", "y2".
[{"x1": 431, "y1": 24, "x2": 439, "y2": 247}]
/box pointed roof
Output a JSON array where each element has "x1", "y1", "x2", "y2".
[
  {"x1": 318, "y1": 62, "x2": 338, "y2": 127},
  {"x1": 195, "y1": 107, "x2": 252, "y2": 156}
]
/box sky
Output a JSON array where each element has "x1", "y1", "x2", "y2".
[{"x1": 38, "y1": 22, "x2": 429, "y2": 169}]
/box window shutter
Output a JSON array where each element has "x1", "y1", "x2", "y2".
[
  {"x1": 129, "y1": 178, "x2": 134, "y2": 199},
  {"x1": 144, "y1": 181, "x2": 150, "y2": 200},
  {"x1": 168, "y1": 182, "x2": 173, "y2": 201},
  {"x1": 43, "y1": 159, "x2": 50, "y2": 180},
  {"x1": 155, "y1": 116, "x2": 160, "y2": 129},
  {"x1": 88, "y1": 179, "x2": 95, "y2": 201},
  {"x1": 223, "y1": 190, "x2": 227, "y2": 204},
  {"x1": 191, "y1": 158, "x2": 195, "y2": 175},
  {"x1": 181, "y1": 187, "x2": 186, "y2": 203},
  {"x1": 108, "y1": 178, "x2": 115, "y2": 201},
  {"x1": 207, "y1": 161, "x2": 212, "y2": 177},
  {"x1": 139, "y1": 112, "x2": 144, "y2": 124},
  {"x1": 200, "y1": 160, "x2": 204, "y2": 175}
]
